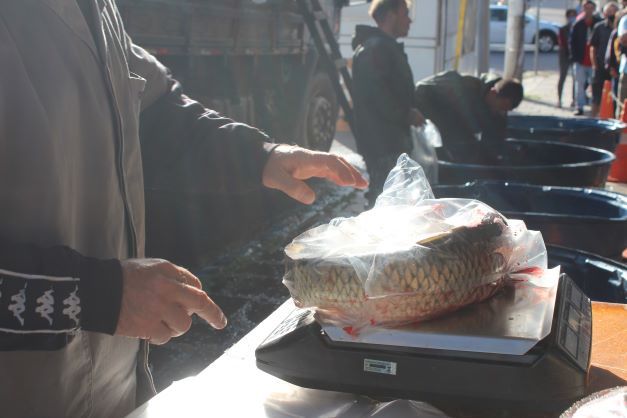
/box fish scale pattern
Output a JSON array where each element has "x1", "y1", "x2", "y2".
[{"x1": 285, "y1": 217, "x2": 508, "y2": 328}]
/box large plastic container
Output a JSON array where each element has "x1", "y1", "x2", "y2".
[
  {"x1": 433, "y1": 181, "x2": 627, "y2": 258},
  {"x1": 547, "y1": 245, "x2": 626, "y2": 304},
  {"x1": 437, "y1": 139, "x2": 615, "y2": 187},
  {"x1": 507, "y1": 115, "x2": 623, "y2": 153}
]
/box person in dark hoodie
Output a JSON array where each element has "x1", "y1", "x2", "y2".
[
  {"x1": 414, "y1": 71, "x2": 523, "y2": 163},
  {"x1": 351, "y1": 0, "x2": 424, "y2": 206}
]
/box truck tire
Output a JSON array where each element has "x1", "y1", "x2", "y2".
[{"x1": 302, "y1": 72, "x2": 339, "y2": 151}]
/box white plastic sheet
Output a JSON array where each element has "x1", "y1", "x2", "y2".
[
  {"x1": 560, "y1": 386, "x2": 627, "y2": 418},
  {"x1": 410, "y1": 120, "x2": 441, "y2": 185}
]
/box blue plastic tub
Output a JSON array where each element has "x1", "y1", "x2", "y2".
[
  {"x1": 437, "y1": 139, "x2": 615, "y2": 187},
  {"x1": 433, "y1": 181, "x2": 627, "y2": 258},
  {"x1": 507, "y1": 115, "x2": 623, "y2": 153},
  {"x1": 548, "y1": 245, "x2": 626, "y2": 304}
]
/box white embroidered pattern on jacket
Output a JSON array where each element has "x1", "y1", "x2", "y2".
[
  {"x1": 36, "y1": 289, "x2": 55, "y2": 326},
  {"x1": 62, "y1": 286, "x2": 81, "y2": 326},
  {"x1": 9, "y1": 283, "x2": 27, "y2": 326}
]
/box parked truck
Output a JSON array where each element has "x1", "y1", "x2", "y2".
[
  {"x1": 119, "y1": 0, "x2": 477, "y2": 268},
  {"x1": 118, "y1": 0, "x2": 354, "y2": 267},
  {"x1": 119, "y1": 0, "x2": 347, "y2": 152}
]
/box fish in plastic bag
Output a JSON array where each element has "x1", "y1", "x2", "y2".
[{"x1": 283, "y1": 154, "x2": 547, "y2": 333}]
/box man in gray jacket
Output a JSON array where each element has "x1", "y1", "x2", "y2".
[{"x1": 0, "y1": 1, "x2": 366, "y2": 417}]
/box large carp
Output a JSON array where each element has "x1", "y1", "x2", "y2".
[{"x1": 284, "y1": 214, "x2": 509, "y2": 329}]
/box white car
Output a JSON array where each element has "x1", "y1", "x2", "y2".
[{"x1": 490, "y1": 5, "x2": 560, "y2": 52}]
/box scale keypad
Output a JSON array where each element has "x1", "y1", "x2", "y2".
[
  {"x1": 557, "y1": 277, "x2": 592, "y2": 371},
  {"x1": 262, "y1": 309, "x2": 313, "y2": 346}
]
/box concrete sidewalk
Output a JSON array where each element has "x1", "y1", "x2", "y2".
[{"x1": 514, "y1": 70, "x2": 575, "y2": 117}]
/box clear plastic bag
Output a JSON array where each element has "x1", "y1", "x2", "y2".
[
  {"x1": 409, "y1": 120, "x2": 440, "y2": 185},
  {"x1": 560, "y1": 386, "x2": 627, "y2": 418},
  {"x1": 283, "y1": 154, "x2": 548, "y2": 332}
]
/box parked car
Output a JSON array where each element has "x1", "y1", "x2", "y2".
[{"x1": 490, "y1": 5, "x2": 560, "y2": 52}]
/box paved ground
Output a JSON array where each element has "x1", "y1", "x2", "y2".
[
  {"x1": 513, "y1": 67, "x2": 576, "y2": 117},
  {"x1": 527, "y1": 0, "x2": 580, "y2": 25},
  {"x1": 489, "y1": 50, "x2": 574, "y2": 117}
]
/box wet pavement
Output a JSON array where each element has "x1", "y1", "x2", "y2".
[{"x1": 149, "y1": 139, "x2": 367, "y2": 390}]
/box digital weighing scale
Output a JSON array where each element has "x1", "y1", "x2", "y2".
[{"x1": 255, "y1": 274, "x2": 592, "y2": 412}]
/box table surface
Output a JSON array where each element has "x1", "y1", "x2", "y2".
[{"x1": 128, "y1": 301, "x2": 627, "y2": 418}]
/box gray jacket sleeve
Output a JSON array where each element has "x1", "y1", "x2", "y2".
[
  {"x1": 127, "y1": 42, "x2": 276, "y2": 195},
  {"x1": 0, "y1": 239, "x2": 123, "y2": 342},
  {"x1": 127, "y1": 42, "x2": 169, "y2": 111},
  {"x1": 0, "y1": 15, "x2": 123, "y2": 343}
]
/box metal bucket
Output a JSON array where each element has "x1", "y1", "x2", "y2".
[
  {"x1": 437, "y1": 139, "x2": 615, "y2": 187},
  {"x1": 507, "y1": 115, "x2": 623, "y2": 152},
  {"x1": 433, "y1": 181, "x2": 627, "y2": 258}
]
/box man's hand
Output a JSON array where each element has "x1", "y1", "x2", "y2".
[
  {"x1": 116, "y1": 259, "x2": 227, "y2": 345},
  {"x1": 408, "y1": 108, "x2": 425, "y2": 127},
  {"x1": 262, "y1": 145, "x2": 368, "y2": 204}
]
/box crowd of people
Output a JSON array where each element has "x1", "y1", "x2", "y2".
[{"x1": 560, "y1": 0, "x2": 627, "y2": 117}]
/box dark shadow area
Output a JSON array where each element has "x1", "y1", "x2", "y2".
[{"x1": 587, "y1": 366, "x2": 627, "y2": 394}]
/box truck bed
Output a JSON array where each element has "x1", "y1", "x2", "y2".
[{"x1": 118, "y1": 0, "x2": 307, "y2": 56}]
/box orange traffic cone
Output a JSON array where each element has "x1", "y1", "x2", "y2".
[
  {"x1": 599, "y1": 80, "x2": 614, "y2": 119},
  {"x1": 608, "y1": 143, "x2": 627, "y2": 182},
  {"x1": 609, "y1": 100, "x2": 627, "y2": 182}
]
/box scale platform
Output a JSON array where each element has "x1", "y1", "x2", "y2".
[{"x1": 255, "y1": 274, "x2": 592, "y2": 412}]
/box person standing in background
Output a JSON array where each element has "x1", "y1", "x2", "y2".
[
  {"x1": 604, "y1": 7, "x2": 627, "y2": 117},
  {"x1": 570, "y1": 1, "x2": 601, "y2": 116},
  {"x1": 351, "y1": 0, "x2": 424, "y2": 207},
  {"x1": 558, "y1": 9, "x2": 578, "y2": 108},
  {"x1": 616, "y1": 8, "x2": 627, "y2": 104},
  {"x1": 590, "y1": 2, "x2": 619, "y2": 117}
]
